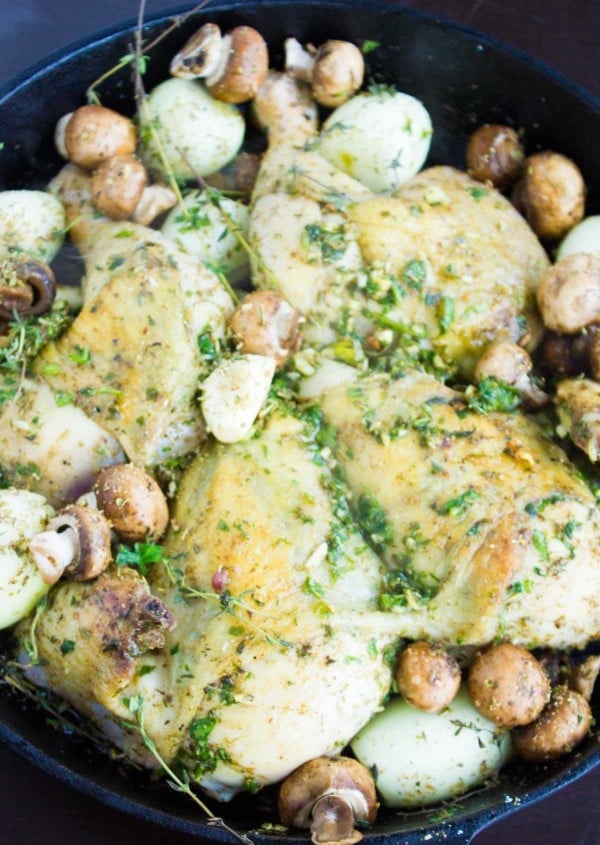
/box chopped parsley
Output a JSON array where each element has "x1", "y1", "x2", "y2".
[
  {"x1": 467, "y1": 377, "x2": 521, "y2": 414},
  {"x1": 116, "y1": 542, "x2": 164, "y2": 576}
]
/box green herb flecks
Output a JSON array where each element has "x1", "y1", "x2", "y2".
[
  {"x1": 60, "y1": 639, "x2": 76, "y2": 655},
  {"x1": 116, "y1": 542, "x2": 164, "y2": 577},
  {"x1": 467, "y1": 377, "x2": 521, "y2": 414},
  {"x1": 524, "y1": 493, "x2": 568, "y2": 516},
  {"x1": 122, "y1": 694, "x2": 253, "y2": 845},
  {"x1": 0, "y1": 300, "x2": 72, "y2": 374},
  {"x1": 436, "y1": 488, "x2": 480, "y2": 518},
  {"x1": 302, "y1": 221, "x2": 349, "y2": 264},
  {"x1": 356, "y1": 492, "x2": 394, "y2": 551},
  {"x1": 162, "y1": 558, "x2": 293, "y2": 650},
  {"x1": 401, "y1": 259, "x2": 428, "y2": 292}
]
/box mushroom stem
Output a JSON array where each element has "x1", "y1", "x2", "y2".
[
  {"x1": 285, "y1": 37, "x2": 316, "y2": 83},
  {"x1": 30, "y1": 527, "x2": 78, "y2": 585},
  {"x1": 310, "y1": 795, "x2": 363, "y2": 845}
]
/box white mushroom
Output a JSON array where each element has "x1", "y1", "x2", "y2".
[
  {"x1": 30, "y1": 504, "x2": 112, "y2": 585},
  {"x1": 285, "y1": 38, "x2": 365, "y2": 107}
]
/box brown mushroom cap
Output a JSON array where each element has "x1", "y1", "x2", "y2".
[
  {"x1": 512, "y1": 685, "x2": 592, "y2": 762},
  {"x1": 278, "y1": 756, "x2": 377, "y2": 829},
  {"x1": 230, "y1": 290, "x2": 302, "y2": 369},
  {"x1": 0, "y1": 258, "x2": 56, "y2": 320},
  {"x1": 94, "y1": 464, "x2": 169, "y2": 543},
  {"x1": 48, "y1": 504, "x2": 112, "y2": 581},
  {"x1": 395, "y1": 641, "x2": 461, "y2": 713},
  {"x1": 540, "y1": 330, "x2": 591, "y2": 377},
  {"x1": 65, "y1": 105, "x2": 137, "y2": 171},
  {"x1": 537, "y1": 253, "x2": 600, "y2": 334},
  {"x1": 467, "y1": 643, "x2": 550, "y2": 727},
  {"x1": 206, "y1": 26, "x2": 269, "y2": 104},
  {"x1": 466, "y1": 124, "x2": 524, "y2": 190},
  {"x1": 516, "y1": 151, "x2": 585, "y2": 241},
  {"x1": 310, "y1": 40, "x2": 364, "y2": 108},
  {"x1": 91, "y1": 154, "x2": 148, "y2": 220}
]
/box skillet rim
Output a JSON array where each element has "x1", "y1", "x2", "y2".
[{"x1": 0, "y1": 3, "x2": 599, "y2": 843}]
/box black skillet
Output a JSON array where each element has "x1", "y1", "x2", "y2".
[{"x1": 0, "y1": 2, "x2": 599, "y2": 843}]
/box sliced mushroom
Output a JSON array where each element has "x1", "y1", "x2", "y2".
[
  {"x1": 91, "y1": 154, "x2": 148, "y2": 220},
  {"x1": 230, "y1": 291, "x2": 302, "y2": 369},
  {"x1": 537, "y1": 253, "x2": 600, "y2": 334},
  {"x1": 64, "y1": 105, "x2": 137, "y2": 171},
  {"x1": 171, "y1": 23, "x2": 268, "y2": 104},
  {"x1": 285, "y1": 38, "x2": 365, "y2": 108},
  {"x1": 474, "y1": 340, "x2": 548, "y2": 408},
  {"x1": 279, "y1": 756, "x2": 377, "y2": 845},
  {"x1": 0, "y1": 257, "x2": 56, "y2": 320},
  {"x1": 29, "y1": 504, "x2": 112, "y2": 584},
  {"x1": 93, "y1": 464, "x2": 169, "y2": 543}
]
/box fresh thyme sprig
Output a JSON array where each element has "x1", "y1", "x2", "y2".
[
  {"x1": 21, "y1": 595, "x2": 49, "y2": 665},
  {"x1": 122, "y1": 693, "x2": 255, "y2": 845},
  {"x1": 85, "y1": 0, "x2": 213, "y2": 104}
]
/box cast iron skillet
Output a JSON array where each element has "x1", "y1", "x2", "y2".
[{"x1": 0, "y1": 2, "x2": 599, "y2": 843}]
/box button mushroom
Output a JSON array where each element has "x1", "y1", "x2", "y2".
[
  {"x1": 540, "y1": 330, "x2": 592, "y2": 377},
  {"x1": 230, "y1": 290, "x2": 302, "y2": 369},
  {"x1": 170, "y1": 23, "x2": 269, "y2": 104},
  {"x1": 512, "y1": 685, "x2": 592, "y2": 762},
  {"x1": 278, "y1": 756, "x2": 377, "y2": 845},
  {"x1": 474, "y1": 340, "x2": 548, "y2": 408},
  {"x1": 91, "y1": 154, "x2": 148, "y2": 220},
  {"x1": 537, "y1": 253, "x2": 600, "y2": 334},
  {"x1": 285, "y1": 38, "x2": 365, "y2": 108},
  {"x1": 64, "y1": 105, "x2": 137, "y2": 171},
  {"x1": 395, "y1": 640, "x2": 461, "y2": 713},
  {"x1": 467, "y1": 643, "x2": 550, "y2": 727},
  {"x1": 93, "y1": 464, "x2": 169, "y2": 543},
  {"x1": 0, "y1": 257, "x2": 56, "y2": 321},
  {"x1": 29, "y1": 504, "x2": 112, "y2": 584},
  {"x1": 465, "y1": 123, "x2": 524, "y2": 190},
  {"x1": 0, "y1": 258, "x2": 56, "y2": 320},
  {"x1": 512, "y1": 151, "x2": 585, "y2": 241}
]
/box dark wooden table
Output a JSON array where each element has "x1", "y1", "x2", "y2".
[{"x1": 0, "y1": 1, "x2": 599, "y2": 843}]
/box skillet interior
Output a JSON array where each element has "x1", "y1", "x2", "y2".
[{"x1": 0, "y1": 2, "x2": 599, "y2": 842}]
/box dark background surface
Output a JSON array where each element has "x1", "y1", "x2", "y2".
[{"x1": 0, "y1": 1, "x2": 599, "y2": 843}]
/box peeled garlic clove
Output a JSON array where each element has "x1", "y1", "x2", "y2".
[{"x1": 201, "y1": 354, "x2": 275, "y2": 443}]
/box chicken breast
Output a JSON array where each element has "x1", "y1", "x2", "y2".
[{"x1": 320, "y1": 370, "x2": 600, "y2": 648}]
